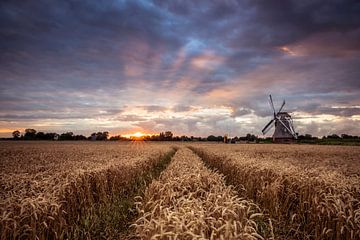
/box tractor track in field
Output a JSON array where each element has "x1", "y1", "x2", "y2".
[
  {"x1": 116, "y1": 146, "x2": 178, "y2": 240},
  {"x1": 131, "y1": 147, "x2": 272, "y2": 239}
]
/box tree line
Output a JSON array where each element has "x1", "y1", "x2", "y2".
[
  {"x1": 9, "y1": 129, "x2": 256, "y2": 142},
  {"x1": 6, "y1": 129, "x2": 360, "y2": 145},
  {"x1": 11, "y1": 129, "x2": 109, "y2": 141}
]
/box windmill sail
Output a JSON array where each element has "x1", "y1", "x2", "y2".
[
  {"x1": 262, "y1": 119, "x2": 274, "y2": 134},
  {"x1": 269, "y1": 95, "x2": 276, "y2": 117},
  {"x1": 277, "y1": 100, "x2": 285, "y2": 114}
]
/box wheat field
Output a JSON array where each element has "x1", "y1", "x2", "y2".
[
  {"x1": 190, "y1": 144, "x2": 360, "y2": 240},
  {"x1": 0, "y1": 141, "x2": 175, "y2": 239},
  {"x1": 133, "y1": 148, "x2": 271, "y2": 239},
  {"x1": 1, "y1": 142, "x2": 359, "y2": 239}
]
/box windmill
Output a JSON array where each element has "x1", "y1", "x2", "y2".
[{"x1": 262, "y1": 95, "x2": 297, "y2": 143}]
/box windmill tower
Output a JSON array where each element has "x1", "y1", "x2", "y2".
[{"x1": 262, "y1": 95, "x2": 297, "y2": 143}]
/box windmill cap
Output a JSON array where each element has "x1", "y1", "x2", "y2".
[{"x1": 277, "y1": 112, "x2": 290, "y2": 116}]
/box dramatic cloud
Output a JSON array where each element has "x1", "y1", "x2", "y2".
[{"x1": 1, "y1": 0, "x2": 360, "y2": 137}]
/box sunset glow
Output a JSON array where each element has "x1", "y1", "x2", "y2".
[
  {"x1": 122, "y1": 132, "x2": 157, "y2": 139},
  {"x1": 0, "y1": 1, "x2": 359, "y2": 138}
]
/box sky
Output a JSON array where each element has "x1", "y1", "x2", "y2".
[{"x1": 1, "y1": 0, "x2": 360, "y2": 138}]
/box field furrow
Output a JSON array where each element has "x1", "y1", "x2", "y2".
[
  {"x1": 133, "y1": 147, "x2": 271, "y2": 239},
  {"x1": 190, "y1": 145, "x2": 360, "y2": 240}
]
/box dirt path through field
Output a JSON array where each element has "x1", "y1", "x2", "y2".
[{"x1": 132, "y1": 147, "x2": 271, "y2": 239}]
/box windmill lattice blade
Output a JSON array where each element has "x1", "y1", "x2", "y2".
[
  {"x1": 278, "y1": 100, "x2": 285, "y2": 114},
  {"x1": 288, "y1": 120, "x2": 297, "y2": 138},
  {"x1": 262, "y1": 119, "x2": 274, "y2": 134},
  {"x1": 269, "y1": 95, "x2": 276, "y2": 115},
  {"x1": 263, "y1": 123, "x2": 274, "y2": 135}
]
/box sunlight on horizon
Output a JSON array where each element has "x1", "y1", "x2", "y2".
[{"x1": 122, "y1": 131, "x2": 158, "y2": 139}]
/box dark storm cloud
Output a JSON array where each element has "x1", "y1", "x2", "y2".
[
  {"x1": 0, "y1": 0, "x2": 184, "y2": 91},
  {"x1": 0, "y1": 0, "x2": 360, "y2": 137},
  {"x1": 153, "y1": 0, "x2": 360, "y2": 49},
  {"x1": 152, "y1": 0, "x2": 360, "y2": 95},
  {"x1": 239, "y1": 0, "x2": 360, "y2": 46}
]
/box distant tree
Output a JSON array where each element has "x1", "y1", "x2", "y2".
[
  {"x1": 36, "y1": 131, "x2": 46, "y2": 140},
  {"x1": 87, "y1": 132, "x2": 110, "y2": 141},
  {"x1": 180, "y1": 135, "x2": 190, "y2": 141},
  {"x1": 159, "y1": 131, "x2": 173, "y2": 141},
  {"x1": 341, "y1": 134, "x2": 353, "y2": 139},
  {"x1": 207, "y1": 135, "x2": 217, "y2": 141},
  {"x1": 59, "y1": 132, "x2": 74, "y2": 141},
  {"x1": 245, "y1": 133, "x2": 257, "y2": 142},
  {"x1": 328, "y1": 134, "x2": 340, "y2": 139},
  {"x1": 144, "y1": 135, "x2": 154, "y2": 141},
  {"x1": 95, "y1": 132, "x2": 109, "y2": 140},
  {"x1": 90, "y1": 133, "x2": 97, "y2": 140},
  {"x1": 173, "y1": 136, "x2": 180, "y2": 141},
  {"x1": 164, "y1": 131, "x2": 173, "y2": 139},
  {"x1": 110, "y1": 135, "x2": 121, "y2": 141},
  {"x1": 305, "y1": 134, "x2": 312, "y2": 139},
  {"x1": 74, "y1": 135, "x2": 87, "y2": 140},
  {"x1": 45, "y1": 132, "x2": 57, "y2": 140},
  {"x1": 24, "y1": 129, "x2": 37, "y2": 140},
  {"x1": 12, "y1": 130, "x2": 21, "y2": 140},
  {"x1": 217, "y1": 136, "x2": 224, "y2": 142},
  {"x1": 149, "y1": 135, "x2": 159, "y2": 141},
  {"x1": 103, "y1": 131, "x2": 109, "y2": 140},
  {"x1": 96, "y1": 132, "x2": 102, "y2": 140},
  {"x1": 298, "y1": 134, "x2": 313, "y2": 140}
]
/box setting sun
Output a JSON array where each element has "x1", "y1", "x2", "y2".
[
  {"x1": 132, "y1": 132, "x2": 144, "y2": 137},
  {"x1": 122, "y1": 132, "x2": 157, "y2": 140}
]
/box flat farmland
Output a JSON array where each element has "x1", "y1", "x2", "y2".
[
  {"x1": 0, "y1": 141, "x2": 175, "y2": 239},
  {"x1": 1, "y1": 142, "x2": 359, "y2": 239},
  {"x1": 194, "y1": 143, "x2": 360, "y2": 176},
  {"x1": 191, "y1": 143, "x2": 360, "y2": 240}
]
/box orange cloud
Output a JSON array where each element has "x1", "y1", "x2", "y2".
[
  {"x1": 191, "y1": 53, "x2": 225, "y2": 70},
  {"x1": 0, "y1": 128, "x2": 18, "y2": 133},
  {"x1": 279, "y1": 46, "x2": 297, "y2": 56}
]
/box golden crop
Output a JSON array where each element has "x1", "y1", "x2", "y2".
[
  {"x1": 0, "y1": 141, "x2": 173, "y2": 239},
  {"x1": 1, "y1": 142, "x2": 359, "y2": 240},
  {"x1": 133, "y1": 148, "x2": 272, "y2": 239},
  {"x1": 190, "y1": 144, "x2": 360, "y2": 240}
]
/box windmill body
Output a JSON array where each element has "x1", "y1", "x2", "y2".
[
  {"x1": 262, "y1": 95, "x2": 297, "y2": 143},
  {"x1": 273, "y1": 112, "x2": 296, "y2": 143}
]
